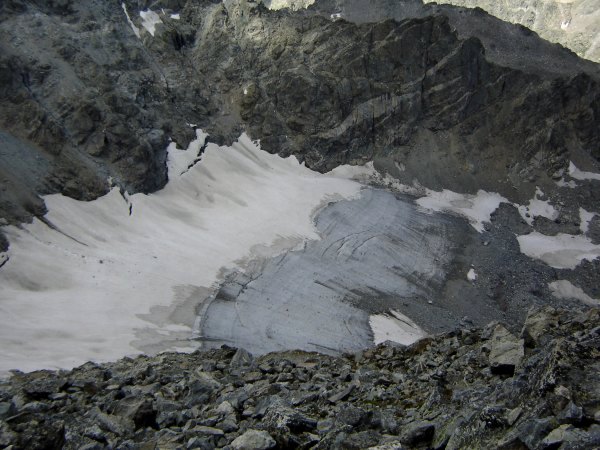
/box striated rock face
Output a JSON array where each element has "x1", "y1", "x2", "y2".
[
  {"x1": 1, "y1": 0, "x2": 599, "y2": 226},
  {"x1": 422, "y1": 0, "x2": 600, "y2": 63},
  {"x1": 0, "y1": 0, "x2": 196, "y2": 224},
  {"x1": 0, "y1": 307, "x2": 598, "y2": 449}
]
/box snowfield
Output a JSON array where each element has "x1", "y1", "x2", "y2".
[
  {"x1": 1, "y1": 133, "x2": 599, "y2": 374},
  {"x1": 0, "y1": 133, "x2": 363, "y2": 374}
]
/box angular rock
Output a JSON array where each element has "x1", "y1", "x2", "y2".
[
  {"x1": 231, "y1": 429, "x2": 276, "y2": 450},
  {"x1": 541, "y1": 424, "x2": 574, "y2": 449},
  {"x1": 263, "y1": 403, "x2": 318, "y2": 433},
  {"x1": 0, "y1": 421, "x2": 17, "y2": 447},
  {"x1": 558, "y1": 402, "x2": 583, "y2": 425},
  {"x1": 215, "y1": 401, "x2": 236, "y2": 417},
  {"x1": 336, "y1": 430, "x2": 382, "y2": 448},
  {"x1": 113, "y1": 396, "x2": 157, "y2": 430},
  {"x1": 401, "y1": 420, "x2": 436, "y2": 446},
  {"x1": 21, "y1": 375, "x2": 64, "y2": 399},
  {"x1": 328, "y1": 384, "x2": 357, "y2": 403},
  {"x1": 231, "y1": 348, "x2": 254, "y2": 368},
  {"x1": 88, "y1": 407, "x2": 134, "y2": 437},
  {"x1": 187, "y1": 436, "x2": 213, "y2": 449},
  {"x1": 191, "y1": 426, "x2": 225, "y2": 437},
  {"x1": 506, "y1": 407, "x2": 523, "y2": 426},
  {"x1": 337, "y1": 405, "x2": 368, "y2": 427},
  {"x1": 0, "y1": 402, "x2": 14, "y2": 420},
  {"x1": 488, "y1": 325, "x2": 524, "y2": 375},
  {"x1": 521, "y1": 308, "x2": 560, "y2": 347},
  {"x1": 516, "y1": 417, "x2": 558, "y2": 449}
]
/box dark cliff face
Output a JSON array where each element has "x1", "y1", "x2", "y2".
[{"x1": 0, "y1": 0, "x2": 599, "y2": 225}]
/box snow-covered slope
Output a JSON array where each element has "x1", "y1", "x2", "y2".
[{"x1": 0, "y1": 133, "x2": 362, "y2": 374}]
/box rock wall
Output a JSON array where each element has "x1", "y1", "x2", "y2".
[
  {"x1": 422, "y1": 0, "x2": 600, "y2": 63},
  {"x1": 1, "y1": 0, "x2": 600, "y2": 227},
  {"x1": 0, "y1": 307, "x2": 598, "y2": 449}
]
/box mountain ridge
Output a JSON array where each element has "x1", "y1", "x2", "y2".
[{"x1": 0, "y1": 0, "x2": 599, "y2": 230}]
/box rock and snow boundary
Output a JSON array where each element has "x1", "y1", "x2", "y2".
[
  {"x1": 1, "y1": 130, "x2": 599, "y2": 374},
  {"x1": 0, "y1": 132, "x2": 367, "y2": 374},
  {"x1": 336, "y1": 161, "x2": 600, "y2": 298}
]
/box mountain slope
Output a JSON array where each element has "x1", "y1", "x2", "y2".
[
  {"x1": 0, "y1": 307, "x2": 598, "y2": 449},
  {"x1": 422, "y1": 0, "x2": 600, "y2": 63},
  {"x1": 0, "y1": 0, "x2": 599, "y2": 230}
]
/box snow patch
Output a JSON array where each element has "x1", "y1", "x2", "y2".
[
  {"x1": 139, "y1": 9, "x2": 162, "y2": 36},
  {"x1": 467, "y1": 268, "x2": 477, "y2": 282},
  {"x1": 549, "y1": 280, "x2": 599, "y2": 306},
  {"x1": 327, "y1": 163, "x2": 422, "y2": 195},
  {"x1": 556, "y1": 178, "x2": 578, "y2": 189},
  {"x1": 370, "y1": 310, "x2": 427, "y2": 346},
  {"x1": 0, "y1": 133, "x2": 362, "y2": 374},
  {"x1": 122, "y1": 3, "x2": 140, "y2": 38},
  {"x1": 569, "y1": 161, "x2": 600, "y2": 181},
  {"x1": 166, "y1": 129, "x2": 208, "y2": 177},
  {"x1": 517, "y1": 232, "x2": 600, "y2": 269},
  {"x1": 517, "y1": 187, "x2": 559, "y2": 226},
  {"x1": 580, "y1": 208, "x2": 596, "y2": 234},
  {"x1": 329, "y1": 164, "x2": 507, "y2": 231},
  {"x1": 328, "y1": 161, "x2": 378, "y2": 181},
  {"x1": 416, "y1": 189, "x2": 507, "y2": 233},
  {"x1": 262, "y1": 0, "x2": 315, "y2": 11}
]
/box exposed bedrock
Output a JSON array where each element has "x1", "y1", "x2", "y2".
[
  {"x1": 0, "y1": 0, "x2": 600, "y2": 227},
  {"x1": 420, "y1": 0, "x2": 600, "y2": 63}
]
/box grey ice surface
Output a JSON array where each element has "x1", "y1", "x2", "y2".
[{"x1": 197, "y1": 188, "x2": 462, "y2": 355}]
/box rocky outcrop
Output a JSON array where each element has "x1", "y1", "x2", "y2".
[
  {"x1": 0, "y1": 0, "x2": 197, "y2": 225},
  {"x1": 421, "y1": 0, "x2": 600, "y2": 63},
  {"x1": 0, "y1": 307, "x2": 598, "y2": 449},
  {"x1": 1, "y1": 0, "x2": 600, "y2": 227}
]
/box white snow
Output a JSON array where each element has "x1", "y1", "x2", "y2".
[
  {"x1": 569, "y1": 161, "x2": 600, "y2": 181},
  {"x1": 580, "y1": 207, "x2": 596, "y2": 234},
  {"x1": 416, "y1": 189, "x2": 507, "y2": 233},
  {"x1": 517, "y1": 232, "x2": 600, "y2": 269},
  {"x1": 121, "y1": 3, "x2": 141, "y2": 38},
  {"x1": 166, "y1": 129, "x2": 207, "y2": 177},
  {"x1": 263, "y1": 0, "x2": 315, "y2": 11},
  {"x1": 328, "y1": 161, "x2": 378, "y2": 181},
  {"x1": 330, "y1": 165, "x2": 508, "y2": 231},
  {"x1": 0, "y1": 132, "x2": 363, "y2": 375},
  {"x1": 549, "y1": 280, "x2": 599, "y2": 306},
  {"x1": 467, "y1": 268, "x2": 478, "y2": 282},
  {"x1": 517, "y1": 187, "x2": 559, "y2": 226},
  {"x1": 556, "y1": 178, "x2": 578, "y2": 188},
  {"x1": 170, "y1": 13, "x2": 180, "y2": 20},
  {"x1": 327, "y1": 163, "x2": 422, "y2": 195},
  {"x1": 369, "y1": 310, "x2": 427, "y2": 346},
  {"x1": 139, "y1": 9, "x2": 162, "y2": 36}
]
